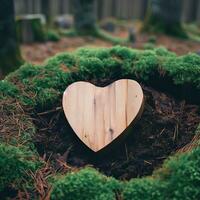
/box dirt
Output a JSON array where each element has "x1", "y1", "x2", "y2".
[
  {"x1": 32, "y1": 85, "x2": 200, "y2": 180},
  {"x1": 21, "y1": 29, "x2": 200, "y2": 65}
]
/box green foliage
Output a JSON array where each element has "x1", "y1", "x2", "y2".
[
  {"x1": 45, "y1": 52, "x2": 76, "y2": 68},
  {"x1": 60, "y1": 27, "x2": 128, "y2": 44},
  {"x1": 158, "y1": 147, "x2": 200, "y2": 200},
  {"x1": 163, "y1": 53, "x2": 200, "y2": 87},
  {"x1": 183, "y1": 23, "x2": 200, "y2": 42},
  {"x1": 11, "y1": 63, "x2": 42, "y2": 80},
  {"x1": 78, "y1": 57, "x2": 105, "y2": 79},
  {"x1": 122, "y1": 146, "x2": 200, "y2": 200},
  {"x1": 0, "y1": 143, "x2": 39, "y2": 192},
  {"x1": 153, "y1": 47, "x2": 176, "y2": 57},
  {"x1": 95, "y1": 28, "x2": 128, "y2": 44},
  {"x1": 51, "y1": 168, "x2": 121, "y2": 200},
  {"x1": 110, "y1": 46, "x2": 137, "y2": 60},
  {"x1": 36, "y1": 88, "x2": 60, "y2": 110},
  {"x1": 4, "y1": 46, "x2": 200, "y2": 111},
  {"x1": 6, "y1": 63, "x2": 74, "y2": 110},
  {"x1": 143, "y1": 42, "x2": 156, "y2": 50},
  {"x1": 133, "y1": 50, "x2": 158, "y2": 80},
  {"x1": 0, "y1": 80, "x2": 19, "y2": 99},
  {"x1": 47, "y1": 30, "x2": 61, "y2": 42},
  {"x1": 51, "y1": 145, "x2": 200, "y2": 200},
  {"x1": 60, "y1": 28, "x2": 79, "y2": 37},
  {"x1": 123, "y1": 178, "x2": 164, "y2": 200}
]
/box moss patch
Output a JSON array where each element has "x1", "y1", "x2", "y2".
[
  {"x1": 51, "y1": 168, "x2": 121, "y2": 200},
  {"x1": 0, "y1": 46, "x2": 200, "y2": 199},
  {"x1": 60, "y1": 28, "x2": 128, "y2": 44},
  {"x1": 123, "y1": 139, "x2": 200, "y2": 200},
  {"x1": 0, "y1": 143, "x2": 40, "y2": 196}
]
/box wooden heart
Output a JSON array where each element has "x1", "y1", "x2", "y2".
[{"x1": 62, "y1": 79, "x2": 144, "y2": 152}]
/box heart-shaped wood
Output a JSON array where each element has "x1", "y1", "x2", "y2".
[{"x1": 62, "y1": 79, "x2": 144, "y2": 152}]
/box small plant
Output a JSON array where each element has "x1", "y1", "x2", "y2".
[{"x1": 47, "y1": 30, "x2": 61, "y2": 42}]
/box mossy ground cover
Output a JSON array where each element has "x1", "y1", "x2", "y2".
[{"x1": 0, "y1": 46, "x2": 200, "y2": 199}]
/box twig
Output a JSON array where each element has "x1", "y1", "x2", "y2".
[{"x1": 37, "y1": 107, "x2": 62, "y2": 116}]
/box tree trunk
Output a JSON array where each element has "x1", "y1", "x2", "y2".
[
  {"x1": 0, "y1": 0, "x2": 23, "y2": 77},
  {"x1": 143, "y1": 0, "x2": 187, "y2": 38},
  {"x1": 73, "y1": 0, "x2": 97, "y2": 34}
]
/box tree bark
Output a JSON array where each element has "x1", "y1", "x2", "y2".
[
  {"x1": 143, "y1": 0, "x2": 187, "y2": 38},
  {"x1": 72, "y1": 0, "x2": 97, "y2": 34},
  {"x1": 0, "y1": 0, "x2": 23, "y2": 77}
]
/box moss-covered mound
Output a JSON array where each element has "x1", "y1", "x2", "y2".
[{"x1": 0, "y1": 46, "x2": 200, "y2": 199}]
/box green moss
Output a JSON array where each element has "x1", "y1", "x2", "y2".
[
  {"x1": 123, "y1": 178, "x2": 165, "y2": 200},
  {"x1": 110, "y1": 46, "x2": 137, "y2": 60},
  {"x1": 0, "y1": 143, "x2": 40, "y2": 192},
  {"x1": 160, "y1": 147, "x2": 200, "y2": 199},
  {"x1": 31, "y1": 18, "x2": 46, "y2": 42},
  {"x1": 94, "y1": 28, "x2": 128, "y2": 44},
  {"x1": 51, "y1": 145, "x2": 200, "y2": 200},
  {"x1": 6, "y1": 63, "x2": 74, "y2": 109},
  {"x1": 0, "y1": 80, "x2": 20, "y2": 99},
  {"x1": 9, "y1": 63, "x2": 42, "y2": 80},
  {"x1": 183, "y1": 24, "x2": 200, "y2": 42},
  {"x1": 133, "y1": 50, "x2": 158, "y2": 80},
  {"x1": 60, "y1": 28, "x2": 79, "y2": 37},
  {"x1": 78, "y1": 57, "x2": 105, "y2": 79},
  {"x1": 5, "y1": 46, "x2": 200, "y2": 110},
  {"x1": 60, "y1": 27, "x2": 128, "y2": 44},
  {"x1": 163, "y1": 53, "x2": 200, "y2": 87},
  {"x1": 143, "y1": 42, "x2": 156, "y2": 50},
  {"x1": 36, "y1": 88, "x2": 60, "y2": 110},
  {"x1": 45, "y1": 52, "x2": 76, "y2": 68},
  {"x1": 123, "y1": 145, "x2": 200, "y2": 200},
  {"x1": 47, "y1": 30, "x2": 61, "y2": 42},
  {"x1": 51, "y1": 168, "x2": 121, "y2": 200},
  {"x1": 75, "y1": 47, "x2": 111, "y2": 59},
  {"x1": 1, "y1": 46, "x2": 200, "y2": 199},
  {"x1": 153, "y1": 47, "x2": 176, "y2": 57}
]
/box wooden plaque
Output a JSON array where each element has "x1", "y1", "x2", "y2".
[{"x1": 63, "y1": 79, "x2": 144, "y2": 152}]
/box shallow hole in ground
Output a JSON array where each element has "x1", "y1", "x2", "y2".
[{"x1": 32, "y1": 85, "x2": 200, "y2": 180}]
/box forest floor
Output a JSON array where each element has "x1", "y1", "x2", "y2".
[
  {"x1": 20, "y1": 30, "x2": 200, "y2": 180},
  {"x1": 11, "y1": 25, "x2": 200, "y2": 180},
  {"x1": 21, "y1": 29, "x2": 200, "y2": 64}
]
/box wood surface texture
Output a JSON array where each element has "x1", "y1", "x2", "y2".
[{"x1": 63, "y1": 79, "x2": 144, "y2": 152}]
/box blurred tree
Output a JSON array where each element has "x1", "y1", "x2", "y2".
[
  {"x1": 73, "y1": 0, "x2": 96, "y2": 35},
  {"x1": 143, "y1": 0, "x2": 187, "y2": 38},
  {"x1": 41, "y1": 0, "x2": 58, "y2": 26},
  {"x1": 68, "y1": 0, "x2": 128, "y2": 44},
  {"x1": 0, "y1": 0, "x2": 23, "y2": 77}
]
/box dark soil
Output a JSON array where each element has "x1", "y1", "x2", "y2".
[{"x1": 32, "y1": 85, "x2": 200, "y2": 180}]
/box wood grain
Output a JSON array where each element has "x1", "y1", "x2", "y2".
[{"x1": 63, "y1": 79, "x2": 144, "y2": 152}]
